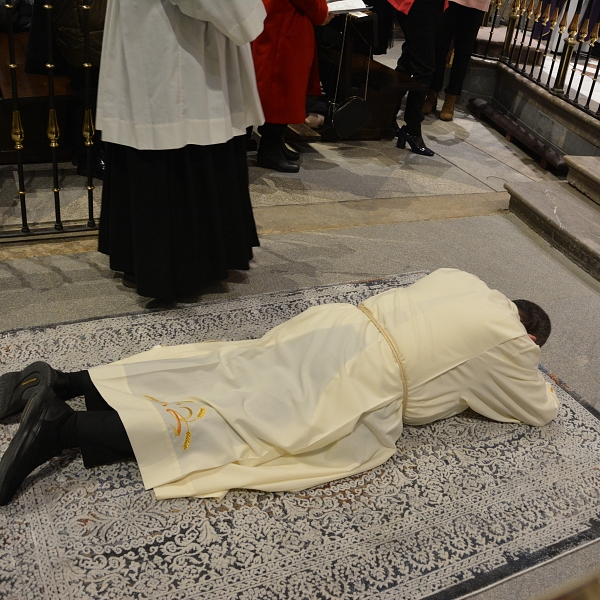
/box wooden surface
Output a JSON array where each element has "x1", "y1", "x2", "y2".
[
  {"x1": 0, "y1": 32, "x2": 72, "y2": 99},
  {"x1": 320, "y1": 47, "x2": 427, "y2": 141}
]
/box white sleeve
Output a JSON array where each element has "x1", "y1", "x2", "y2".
[
  {"x1": 169, "y1": 0, "x2": 266, "y2": 45},
  {"x1": 461, "y1": 341, "x2": 560, "y2": 426}
]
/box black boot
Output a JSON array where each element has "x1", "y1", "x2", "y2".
[
  {"x1": 76, "y1": 148, "x2": 106, "y2": 181},
  {"x1": 0, "y1": 387, "x2": 73, "y2": 505},
  {"x1": 396, "y1": 126, "x2": 435, "y2": 157},
  {"x1": 392, "y1": 91, "x2": 407, "y2": 138},
  {"x1": 0, "y1": 362, "x2": 70, "y2": 420},
  {"x1": 257, "y1": 123, "x2": 299, "y2": 173},
  {"x1": 282, "y1": 144, "x2": 300, "y2": 161}
]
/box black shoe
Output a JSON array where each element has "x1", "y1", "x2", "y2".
[
  {"x1": 256, "y1": 151, "x2": 300, "y2": 173},
  {"x1": 76, "y1": 150, "x2": 106, "y2": 181},
  {"x1": 0, "y1": 387, "x2": 73, "y2": 505},
  {"x1": 0, "y1": 362, "x2": 67, "y2": 420},
  {"x1": 282, "y1": 144, "x2": 300, "y2": 161},
  {"x1": 396, "y1": 126, "x2": 435, "y2": 156}
]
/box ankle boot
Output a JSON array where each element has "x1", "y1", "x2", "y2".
[
  {"x1": 257, "y1": 123, "x2": 300, "y2": 173},
  {"x1": 422, "y1": 90, "x2": 438, "y2": 115},
  {"x1": 282, "y1": 144, "x2": 300, "y2": 161},
  {"x1": 440, "y1": 94, "x2": 457, "y2": 121}
]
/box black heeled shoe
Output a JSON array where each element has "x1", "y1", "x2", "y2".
[{"x1": 396, "y1": 126, "x2": 435, "y2": 157}]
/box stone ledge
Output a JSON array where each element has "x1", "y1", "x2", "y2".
[
  {"x1": 506, "y1": 180, "x2": 600, "y2": 280},
  {"x1": 254, "y1": 192, "x2": 509, "y2": 235},
  {"x1": 495, "y1": 63, "x2": 600, "y2": 150},
  {"x1": 564, "y1": 156, "x2": 600, "y2": 207}
]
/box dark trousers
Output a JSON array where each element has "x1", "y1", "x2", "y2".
[
  {"x1": 395, "y1": 0, "x2": 445, "y2": 136},
  {"x1": 68, "y1": 372, "x2": 135, "y2": 468},
  {"x1": 257, "y1": 122, "x2": 287, "y2": 155},
  {"x1": 430, "y1": 3, "x2": 485, "y2": 96}
]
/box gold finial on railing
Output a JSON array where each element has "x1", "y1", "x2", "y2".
[
  {"x1": 557, "y1": 8, "x2": 569, "y2": 34},
  {"x1": 11, "y1": 109, "x2": 24, "y2": 150},
  {"x1": 548, "y1": 6, "x2": 559, "y2": 29},
  {"x1": 47, "y1": 109, "x2": 59, "y2": 148},
  {"x1": 578, "y1": 18, "x2": 589, "y2": 43},
  {"x1": 540, "y1": 4, "x2": 551, "y2": 26},
  {"x1": 525, "y1": 0, "x2": 535, "y2": 19},
  {"x1": 532, "y1": 0, "x2": 543, "y2": 23},
  {"x1": 514, "y1": 0, "x2": 524, "y2": 16},
  {"x1": 589, "y1": 22, "x2": 600, "y2": 46},
  {"x1": 82, "y1": 108, "x2": 95, "y2": 147},
  {"x1": 567, "y1": 13, "x2": 580, "y2": 40}
]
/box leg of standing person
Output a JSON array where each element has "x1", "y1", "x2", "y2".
[
  {"x1": 256, "y1": 123, "x2": 300, "y2": 173},
  {"x1": 423, "y1": 3, "x2": 459, "y2": 115},
  {"x1": 439, "y1": 4, "x2": 485, "y2": 121},
  {"x1": 394, "y1": 0, "x2": 445, "y2": 155}
]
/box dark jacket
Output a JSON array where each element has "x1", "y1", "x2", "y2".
[
  {"x1": 25, "y1": 0, "x2": 106, "y2": 75},
  {"x1": 53, "y1": 0, "x2": 107, "y2": 68}
]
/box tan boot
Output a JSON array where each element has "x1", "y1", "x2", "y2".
[
  {"x1": 440, "y1": 94, "x2": 457, "y2": 121},
  {"x1": 422, "y1": 89, "x2": 438, "y2": 115}
]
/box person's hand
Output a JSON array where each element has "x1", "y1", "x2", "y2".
[{"x1": 321, "y1": 12, "x2": 335, "y2": 25}]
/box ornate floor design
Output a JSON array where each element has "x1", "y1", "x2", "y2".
[{"x1": 1, "y1": 273, "x2": 600, "y2": 599}]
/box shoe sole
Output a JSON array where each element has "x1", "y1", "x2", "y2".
[
  {"x1": 0, "y1": 362, "x2": 56, "y2": 420},
  {"x1": 0, "y1": 388, "x2": 52, "y2": 505}
]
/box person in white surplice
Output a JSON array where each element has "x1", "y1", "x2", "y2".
[{"x1": 0, "y1": 269, "x2": 560, "y2": 505}]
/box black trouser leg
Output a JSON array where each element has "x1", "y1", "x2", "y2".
[
  {"x1": 81, "y1": 371, "x2": 115, "y2": 412},
  {"x1": 258, "y1": 122, "x2": 286, "y2": 157},
  {"x1": 444, "y1": 4, "x2": 485, "y2": 96},
  {"x1": 430, "y1": 5, "x2": 457, "y2": 93},
  {"x1": 59, "y1": 370, "x2": 115, "y2": 411},
  {"x1": 59, "y1": 411, "x2": 134, "y2": 468},
  {"x1": 58, "y1": 371, "x2": 134, "y2": 467},
  {"x1": 396, "y1": 0, "x2": 444, "y2": 136}
]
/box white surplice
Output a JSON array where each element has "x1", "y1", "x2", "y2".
[
  {"x1": 89, "y1": 269, "x2": 560, "y2": 500},
  {"x1": 96, "y1": 0, "x2": 265, "y2": 150}
]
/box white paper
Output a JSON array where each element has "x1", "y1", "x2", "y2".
[{"x1": 327, "y1": 0, "x2": 368, "y2": 14}]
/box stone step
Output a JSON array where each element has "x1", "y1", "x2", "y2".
[
  {"x1": 505, "y1": 180, "x2": 600, "y2": 281},
  {"x1": 564, "y1": 155, "x2": 600, "y2": 207}
]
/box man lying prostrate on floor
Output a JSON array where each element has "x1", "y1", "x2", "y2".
[{"x1": 0, "y1": 269, "x2": 560, "y2": 505}]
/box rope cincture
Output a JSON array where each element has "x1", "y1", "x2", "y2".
[{"x1": 357, "y1": 303, "x2": 408, "y2": 414}]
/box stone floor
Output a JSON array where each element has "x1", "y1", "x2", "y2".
[{"x1": 2, "y1": 68, "x2": 600, "y2": 600}]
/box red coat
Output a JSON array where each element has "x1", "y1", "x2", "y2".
[{"x1": 252, "y1": 0, "x2": 328, "y2": 124}]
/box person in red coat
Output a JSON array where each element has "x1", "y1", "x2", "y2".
[{"x1": 252, "y1": 0, "x2": 332, "y2": 173}]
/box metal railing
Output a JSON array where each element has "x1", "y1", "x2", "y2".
[
  {"x1": 475, "y1": 0, "x2": 600, "y2": 118},
  {"x1": 0, "y1": 2, "x2": 98, "y2": 241}
]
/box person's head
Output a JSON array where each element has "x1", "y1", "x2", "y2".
[{"x1": 512, "y1": 299, "x2": 551, "y2": 347}]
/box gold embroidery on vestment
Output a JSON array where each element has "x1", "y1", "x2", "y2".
[{"x1": 144, "y1": 395, "x2": 206, "y2": 451}]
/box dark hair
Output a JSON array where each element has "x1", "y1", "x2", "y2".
[{"x1": 512, "y1": 299, "x2": 551, "y2": 347}]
